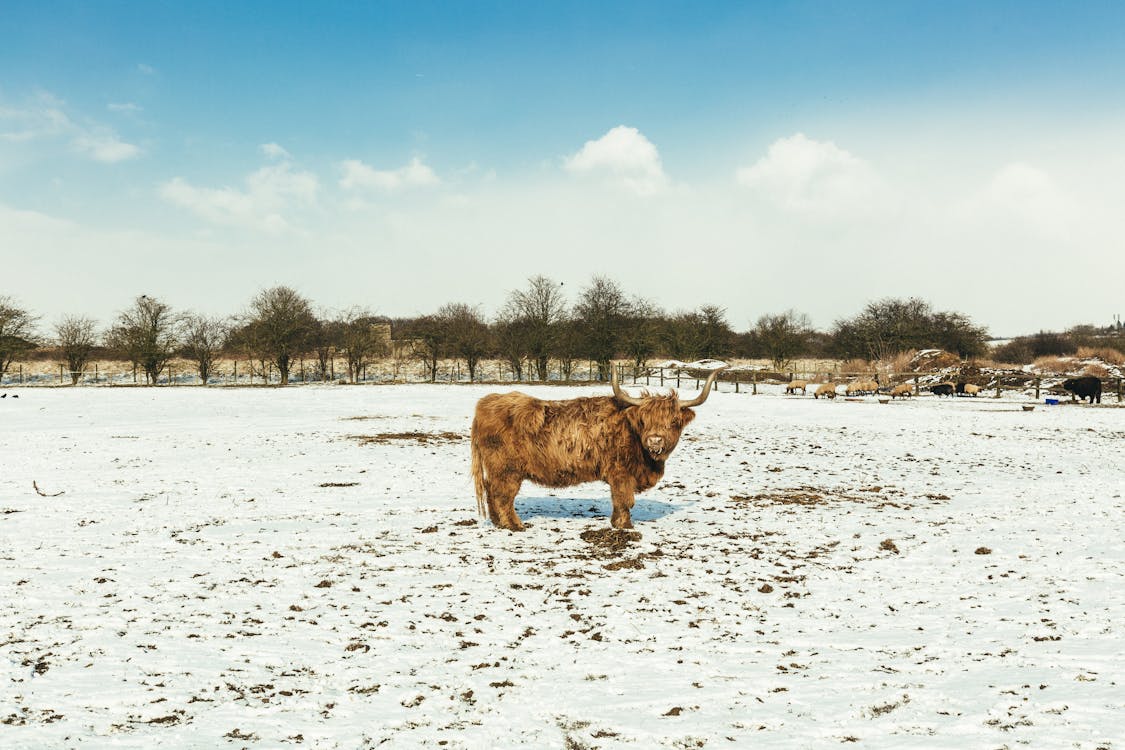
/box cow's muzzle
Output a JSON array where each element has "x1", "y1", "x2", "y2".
[{"x1": 645, "y1": 436, "x2": 666, "y2": 456}]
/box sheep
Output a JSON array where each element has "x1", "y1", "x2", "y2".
[
  {"x1": 784, "y1": 379, "x2": 808, "y2": 395},
  {"x1": 890, "y1": 383, "x2": 913, "y2": 399},
  {"x1": 846, "y1": 379, "x2": 879, "y2": 396},
  {"x1": 814, "y1": 383, "x2": 838, "y2": 399},
  {"x1": 956, "y1": 382, "x2": 981, "y2": 397}
]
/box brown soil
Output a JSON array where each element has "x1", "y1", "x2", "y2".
[
  {"x1": 348, "y1": 431, "x2": 463, "y2": 445},
  {"x1": 579, "y1": 528, "x2": 642, "y2": 551}
]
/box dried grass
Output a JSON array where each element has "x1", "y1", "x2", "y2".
[
  {"x1": 1081, "y1": 363, "x2": 1111, "y2": 379},
  {"x1": 1076, "y1": 346, "x2": 1125, "y2": 365},
  {"x1": 839, "y1": 358, "x2": 872, "y2": 375},
  {"x1": 1032, "y1": 356, "x2": 1073, "y2": 375}
]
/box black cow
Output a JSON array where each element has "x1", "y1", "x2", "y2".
[
  {"x1": 1061, "y1": 376, "x2": 1102, "y2": 404},
  {"x1": 930, "y1": 383, "x2": 955, "y2": 397}
]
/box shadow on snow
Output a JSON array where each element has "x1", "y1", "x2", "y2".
[{"x1": 515, "y1": 495, "x2": 682, "y2": 523}]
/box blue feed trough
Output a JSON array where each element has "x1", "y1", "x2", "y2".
[{"x1": 1045, "y1": 398, "x2": 1059, "y2": 405}]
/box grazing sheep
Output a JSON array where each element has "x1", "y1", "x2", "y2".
[
  {"x1": 814, "y1": 383, "x2": 838, "y2": 399},
  {"x1": 890, "y1": 383, "x2": 913, "y2": 399},
  {"x1": 957, "y1": 382, "x2": 981, "y2": 397},
  {"x1": 785, "y1": 379, "x2": 808, "y2": 395},
  {"x1": 846, "y1": 379, "x2": 879, "y2": 396}
]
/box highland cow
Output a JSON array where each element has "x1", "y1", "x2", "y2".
[
  {"x1": 930, "y1": 383, "x2": 955, "y2": 397},
  {"x1": 1061, "y1": 376, "x2": 1102, "y2": 404},
  {"x1": 471, "y1": 366, "x2": 727, "y2": 530}
]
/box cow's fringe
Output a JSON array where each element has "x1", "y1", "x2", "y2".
[{"x1": 471, "y1": 427, "x2": 487, "y2": 520}]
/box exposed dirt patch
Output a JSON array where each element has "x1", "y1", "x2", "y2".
[
  {"x1": 604, "y1": 557, "x2": 646, "y2": 571},
  {"x1": 579, "y1": 528, "x2": 642, "y2": 552},
  {"x1": 731, "y1": 485, "x2": 918, "y2": 508},
  {"x1": 319, "y1": 481, "x2": 359, "y2": 488},
  {"x1": 348, "y1": 431, "x2": 464, "y2": 445}
]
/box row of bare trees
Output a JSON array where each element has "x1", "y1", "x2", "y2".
[
  {"x1": 10, "y1": 279, "x2": 1082, "y2": 387},
  {"x1": 1, "y1": 289, "x2": 389, "y2": 386}
]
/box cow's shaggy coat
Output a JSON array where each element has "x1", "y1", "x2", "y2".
[{"x1": 471, "y1": 368, "x2": 725, "y2": 530}]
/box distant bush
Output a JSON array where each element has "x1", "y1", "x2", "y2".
[{"x1": 990, "y1": 339, "x2": 1033, "y2": 365}]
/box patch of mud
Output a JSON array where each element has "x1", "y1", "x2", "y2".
[
  {"x1": 348, "y1": 431, "x2": 464, "y2": 445},
  {"x1": 730, "y1": 485, "x2": 925, "y2": 508},
  {"x1": 579, "y1": 528, "x2": 642, "y2": 551}
]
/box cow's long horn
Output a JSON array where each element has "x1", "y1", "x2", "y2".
[
  {"x1": 679, "y1": 365, "x2": 728, "y2": 408},
  {"x1": 610, "y1": 366, "x2": 646, "y2": 406}
]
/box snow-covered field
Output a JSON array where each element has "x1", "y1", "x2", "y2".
[{"x1": 2, "y1": 384, "x2": 1122, "y2": 749}]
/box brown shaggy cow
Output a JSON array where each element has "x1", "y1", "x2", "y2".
[{"x1": 471, "y1": 366, "x2": 727, "y2": 531}]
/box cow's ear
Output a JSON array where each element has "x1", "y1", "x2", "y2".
[{"x1": 680, "y1": 407, "x2": 696, "y2": 426}]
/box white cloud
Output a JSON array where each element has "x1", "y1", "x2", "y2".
[
  {"x1": 260, "y1": 142, "x2": 291, "y2": 161},
  {"x1": 72, "y1": 131, "x2": 141, "y2": 163},
  {"x1": 108, "y1": 102, "x2": 142, "y2": 113},
  {"x1": 564, "y1": 125, "x2": 668, "y2": 196},
  {"x1": 160, "y1": 163, "x2": 319, "y2": 233},
  {"x1": 0, "y1": 92, "x2": 140, "y2": 162},
  {"x1": 0, "y1": 94, "x2": 71, "y2": 142},
  {"x1": 339, "y1": 157, "x2": 440, "y2": 191},
  {"x1": 736, "y1": 133, "x2": 882, "y2": 216}
]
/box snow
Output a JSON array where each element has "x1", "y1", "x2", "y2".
[{"x1": 2, "y1": 384, "x2": 1122, "y2": 748}]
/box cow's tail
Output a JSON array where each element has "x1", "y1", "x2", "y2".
[{"x1": 471, "y1": 423, "x2": 487, "y2": 520}]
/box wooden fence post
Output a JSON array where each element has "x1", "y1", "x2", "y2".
[
  {"x1": 1034, "y1": 378, "x2": 1041, "y2": 400},
  {"x1": 752, "y1": 370, "x2": 758, "y2": 395}
]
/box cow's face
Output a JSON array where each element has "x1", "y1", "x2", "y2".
[{"x1": 624, "y1": 396, "x2": 696, "y2": 459}]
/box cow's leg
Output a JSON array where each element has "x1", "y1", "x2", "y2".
[
  {"x1": 489, "y1": 475, "x2": 525, "y2": 531},
  {"x1": 609, "y1": 479, "x2": 636, "y2": 529}
]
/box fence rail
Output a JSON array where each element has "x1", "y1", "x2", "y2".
[
  {"x1": 2, "y1": 359, "x2": 1122, "y2": 403},
  {"x1": 627, "y1": 366, "x2": 1124, "y2": 403}
]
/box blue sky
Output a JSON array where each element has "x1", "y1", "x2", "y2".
[{"x1": 3, "y1": 1, "x2": 1125, "y2": 335}]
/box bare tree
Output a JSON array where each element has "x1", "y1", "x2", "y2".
[
  {"x1": 753, "y1": 309, "x2": 813, "y2": 369},
  {"x1": 309, "y1": 313, "x2": 343, "y2": 381},
  {"x1": 573, "y1": 275, "x2": 632, "y2": 380},
  {"x1": 106, "y1": 295, "x2": 178, "y2": 385},
  {"x1": 244, "y1": 286, "x2": 317, "y2": 385},
  {"x1": 492, "y1": 315, "x2": 528, "y2": 381},
  {"x1": 619, "y1": 297, "x2": 662, "y2": 371},
  {"x1": 180, "y1": 313, "x2": 229, "y2": 385},
  {"x1": 399, "y1": 315, "x2": 445, "y2": 382},
  {"x1": 501, "y1": 275, "x2": 568, "y2": 381},
  {"x1": 0, "y1": 296, "x2": 39, "y2": 378},
  {"x1": 338, "y1": 307, "x2": 389, "y2": 383},
  {"x1": 829, "y1": 297, "x2": 988, "y2": 361},
  {"x1": 439, "y1": 303, "x2": 491, "y2": 381},
  {"x1": 55, "y1": 315, "x2": 98, "y2": 385}
]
